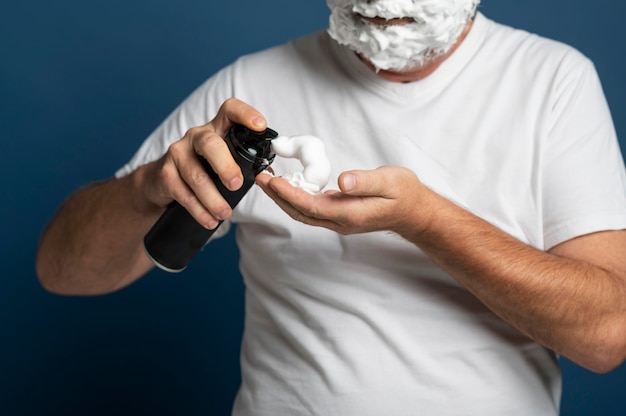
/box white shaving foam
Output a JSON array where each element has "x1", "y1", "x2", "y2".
[
  {"x1": 270, "y1": 135, "x2": 332, "y2": 194},
  {"x1": 327, "y1": 0, "x2": 480, "y2": 71}
]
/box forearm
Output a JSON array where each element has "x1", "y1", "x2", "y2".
[
  {"x1": 403, "y1": 191, "x2": 626, "y2": 372},
  {"x1": 258, "y1": 167, "x2": 626, "y2": 371},
  {"x1": 36, "y1": 164, "x2": 162, "y2": 295}
]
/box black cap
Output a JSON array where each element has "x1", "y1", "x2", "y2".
[{"x1": 227, "y1": 124, "x2": 278, "y2": 163}]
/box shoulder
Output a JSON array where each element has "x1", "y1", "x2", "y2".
[
  {"x1": 177, "y1": 31, "x2": 331, "y2": 114},
  {"x1": 223, "y1": 30, "x2": 344, "y2": 103},
  {"x1": 233, "y1": 30, "x2": 332, "y2": 72},
  {"x1": 477, "y1": 13, "x2": 593, "y2": 75}
]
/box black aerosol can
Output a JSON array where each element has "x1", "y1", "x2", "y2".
[{"x1": 144, "y1": 124, "x2": 278, "y2": 272}]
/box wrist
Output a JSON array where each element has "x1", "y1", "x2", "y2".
[
  {"x1": 396, "y1": 187, "x2": 452, "y2": 244},
  {"x1": 128, "y1": 163, "x2": 168, "y2": 216}
]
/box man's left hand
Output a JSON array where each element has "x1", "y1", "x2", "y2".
[{"x1": 256, "y1": 166, "x2": 433, "y2": 236}]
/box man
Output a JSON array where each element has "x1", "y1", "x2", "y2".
[{"x1": 36, "y1": 0, "x2": 626, "y2": 414}]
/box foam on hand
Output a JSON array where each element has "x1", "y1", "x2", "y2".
[{"x1": 269, "y1": 135, "x2": 332, "y2": 194}]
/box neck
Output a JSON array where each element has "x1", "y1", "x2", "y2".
[{"x1": 359, "y1": 18, "x2": 474, "y2": 83}]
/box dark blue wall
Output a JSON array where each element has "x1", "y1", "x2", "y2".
[{"x1": 1, "y1": 1, "x2": 624, "y2": 414}]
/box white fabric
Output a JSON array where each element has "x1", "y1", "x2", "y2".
[{"x1": 116, "y1": 13, "x2": 626, "y2": 416}]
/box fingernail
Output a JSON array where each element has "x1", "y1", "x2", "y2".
[
  {"x1": 229, "y1": 177, "x2": 243, "y2": 190},
  {"x1": 252, "y1": 116, "x2": 265, "y2": 127},
  {"x1": 217, "y1": 208, "x2": 230, "y2": 220},
  {"x1": 343, "y1": 174, "x2": 356, "y2": 193},
  {"x1": 205, "y1": 218, "x2": 219, "y2": 229}
]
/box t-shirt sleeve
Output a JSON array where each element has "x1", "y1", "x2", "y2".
[
  {"x1": 114, "y1": 65, "x2": 236, "y2": 178},
  {"x1": 542, "y1": 51, "x2": 626, "y2": 249}
]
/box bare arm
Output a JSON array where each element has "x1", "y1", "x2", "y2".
[
  {"x1": 36, "y1": 168, "x2": 160, "y2": 295},
  {"x1": 257, "y1": 166, "x2": 626, "y2": 373},
  {"x1": 36, "y1": 98, "x2": 267, "y2": 295},
  {"x1": 408, "y1": 188, "x2": 626, "y2": 374}
]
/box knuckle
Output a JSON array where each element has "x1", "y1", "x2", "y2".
[
  {"x1": 223, "y1": 97, "x2": 235, "y2": 106},
  {"x1": 158, "y1": 162, "x2": 178, "y2": 189},
  {"x1": 177, "y1": 190, "x2": 198, "y2": 208},
  {"x1": 183, "y1": 126, "x2": 223, "y2": 155},
  {"x1": 196, "y1": 131, "x2": 223, "y2": 154},
  {"x1": 222, "y1": 97, "x2": 239, "y2": 110},
  {"x1": 167, "y1": 140, "x2": 186, "y2": 159},
  {"x1": 188, "y1": 168, "x2": 212, "y2": 188},
  {"x1": 184, "y1": 126, "x2": 201, "y2": 139}
]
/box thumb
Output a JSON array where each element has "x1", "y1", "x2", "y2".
[{"x1": 338, "y1": 168, "x2": 391, "y2": 197}]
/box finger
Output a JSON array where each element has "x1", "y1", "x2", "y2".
[
  {"x1": 255, "y1": 170, "x2": 274, "y2": 188},
  {"x1": 189, "y1": 128, "x2": 243, "y2": 191},
  {"x1": 266, "y1": 177, "x2": 321, "y2": 216},
  {"x1": 171, "y1": 151, "x2": 233, "y2": 223},
  {"x1": 163, "y1": 165, "x2": 224, "y2": 229},
  {"x1": 257, "y1": 177, "x2": 305, "y2": 218},
  {"x1": 338, "y1": 167, "x2": 395, "y2": 198},
  {"x1": 198, "y1": 98, "x2": 268, "y2": 191},
  {"x1": 212, "y1": 97, "x2": 267, "y2": 134},
  {"x1": 265, "y1": 177, "x2": 355, "y2": 225},
  {"x1": 176, "y1": 191, "x2": 222, "y2": 230},
  {"x1": 259, "y1": 177, "x2": 339, "y2": 227}
]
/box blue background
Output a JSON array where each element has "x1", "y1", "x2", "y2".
[{"x1": 1, "y1": 0, "x2": 625, "y2": 414}]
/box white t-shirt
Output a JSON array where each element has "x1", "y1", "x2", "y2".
[{"x1": 117, "y1": 13, "x2": 626, "y2": 416}]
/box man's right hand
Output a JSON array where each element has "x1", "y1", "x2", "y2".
[
  {"x1": 36, "y1": 98, "x2": 267, "y2": 295},
  {"x1": 141, "y1": 97, "x2": 268, "y2": 229}
]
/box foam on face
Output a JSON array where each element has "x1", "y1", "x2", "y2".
[
  {"x1": 327, "y1": 0, "x2": 480, "y2": 71},
  {"x1": 269, "y1": 135, "x2": 332, "y2": 194}
]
